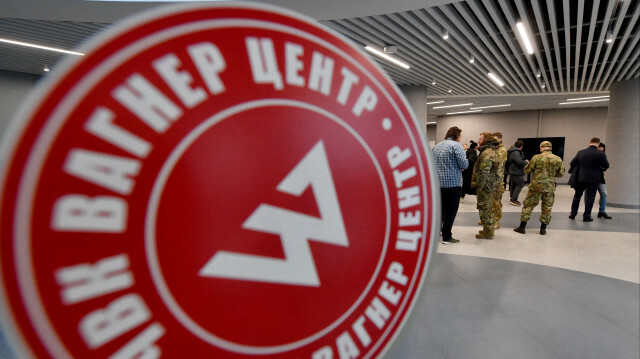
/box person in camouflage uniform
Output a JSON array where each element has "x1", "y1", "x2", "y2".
[
  {"x1": 514, "y1": 141, "x2": 566, "y2": 235},
  {"x1": 471, "y1": 132, "x2": 501, "y2": 239},
  {"x1": 492, "y1": 132, "x2": 508, "y2": 228}
]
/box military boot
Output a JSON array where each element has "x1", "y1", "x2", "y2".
[
  {"x1": 514, "y1": 221, "x2": 527, "y2": 234},
  {"x1": 476, "y1": 225, "x2": 495, "y2": 239},
  {"x1": 540, "y1": 223, "x2": 547, "y2": 235}
]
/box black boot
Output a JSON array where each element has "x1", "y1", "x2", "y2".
[
  {"x1": 597, "y1": 212, "x2": 612, "y2": 219},
  {"x1": 540, "y1": 223, "x2": 547, "y2": 235},
  {"x1": 568, "y1": 212, "x2": 576, "y2": 219},
  {"x1": 514, "y1": 221, "x2": 527, "y2": 234}
]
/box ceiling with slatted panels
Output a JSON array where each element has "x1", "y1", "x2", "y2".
[{"x1": 1, "y1": 0, "x2": 638, "y2": 116}]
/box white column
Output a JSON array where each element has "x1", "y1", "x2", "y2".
[{"x1": 605, "y1": 77, "x2": 640, "y2": 208}]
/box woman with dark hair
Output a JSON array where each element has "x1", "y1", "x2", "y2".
[{"x1": 461, "y1": 140, "x2": 478, "y2": 198}]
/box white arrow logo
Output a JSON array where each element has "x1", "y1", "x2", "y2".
[{"x1": 199, "y1": 141, "x2": 349, "y2": 286}]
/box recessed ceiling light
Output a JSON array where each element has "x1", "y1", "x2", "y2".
[
  {"x1": 432, "y1": 103, "x2": 473, "y2": 109},
  {"x1": 442, "y1": 29, "x2": 449, "y2": 40},
  {"x1": 536, "y1": 68, "x2": 541, "y2": 78},
  {"x1": 431, "y1": 79, "x2": 437, "y2": 85},
  {"x1": 364, "y1": 46, "x2": 410, "y2": 69},
  {"x1": 448, "y1": 88, "x2": 452, "y2": 93},
  {"x1": 487, "y1": 72, "x2": 505, "y2": 87},
  {"x1": 566, "y1": 95, "x2": 610, "y2": 101},
  {"x1": 516, "y1": 22, "x2": 534, "y2": 54},
  {"x1": 559, "y1": 99, "x2": 610, "y2": 105},
  {"x1": 470, "y1": 104, "x2": 511, "y2": 110},
  {"x1": 426, "y1": 101, "x2": 445, "y2": 105},
  {"x1": 0, "y1": 37, "x2": 84, "y2": 56},
  {"x1": 541, "y1": 82, "x2": 546, "y2": 88},
  {"x1": 606, "y1": 30, "x2": 614, "y2": 43},
  {"x1": 43, "y1": 65, "x2": 50, "y2": 72},
  {"x1": 469, "y1": 54, "x2": 475, "y2": 64},
  {"x1": 446, "y1": 110, "x2": 482, "y2": 115}
]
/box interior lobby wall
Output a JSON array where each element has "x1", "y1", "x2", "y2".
[{"x1": 435, "y1": 107, "x2": 608, "y2": 183}]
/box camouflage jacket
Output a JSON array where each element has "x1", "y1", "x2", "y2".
[
  {"x1": 525, "y1": 149, "x2": 566, "y2": 192},
  {"x1": 496, "y1": 143, "x2": 507, "y2": 179},
  {"x1": 471, "y1": 139, "x2": 501, "y2": 192}
]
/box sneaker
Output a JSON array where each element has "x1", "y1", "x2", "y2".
[
  {"x1": 441, "y1": 238, "x2": 460, "y2": 245},
  {"x1": 515, "y1": 201, "x2": 522, "y2": 206},
  {"x1": 510, "y1": 200, "x2": 518, "y2": 206}
]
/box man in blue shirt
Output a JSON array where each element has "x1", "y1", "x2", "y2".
[{"x1": 433, "y1": 126, "x2": 469, "y2": 244}]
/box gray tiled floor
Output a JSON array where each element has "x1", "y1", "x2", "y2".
[{"x1": 386, "y1": 254, "x2": 640, "y2": 359}]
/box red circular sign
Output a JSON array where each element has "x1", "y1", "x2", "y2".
[{"x1": 0, "y1": 3, "x2": 436, "y2": 358}]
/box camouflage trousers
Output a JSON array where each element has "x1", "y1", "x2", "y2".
[
  {"x1": 493, "y1": 182, "x2": 505, "y2": 221},
  {"x1": 520, "y1": 190, "x2": 555, "y2": 224},
  {"x1": 477, "y1": 189, "x2": 495, "y2": 235}
]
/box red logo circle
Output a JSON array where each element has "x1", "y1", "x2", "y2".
[{"x1": 0, "y1": 3, "x2": 436, "y2": 358}]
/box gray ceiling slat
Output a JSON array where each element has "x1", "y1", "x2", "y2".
[
  {"x1": 599, "y1": 0, "x2": 640, "y2": 91},
  {"x1": 466, "y1": 0, "x2": 531, "y2": 93},
  {"x1": 610, "y1": 32, "x2": 640, "y2": 83},
  {"x1": 481, "y1": 0, "x2": 537, "y2": 93},
  {"x1": 501, "y1": 0, "x2": 540, "y2": 92},
  {"x1": 394, "y1": 12, "x2": 478, "y2": 96},
  {"x1": 586, "y1": 0, "x2": 617, "y2": 92},
  {"x1": 628, "y1": 61, "x2": 640, "y2": 79},
  {"x1": 514, "y1": 0, "x2": 550, "y2": 93},
  {"x1": 422, "y1": 6, "x2": 508, "y2": 94},
  {"x1": 396, "y1": 10, "x2": 492, "y2": 94},
  {"x1": 446, "y1": 2, "x2": 526, "y2": 93},
  {"x1": 339, "y1": 17, "x2": 480, "y2": 94},
  {"x1": 593, "y1": 0, "x2": 632, "y2": 91},
  {"x1": 368, "y1": 14, "x2": 487, "y2": 94},
  {"x1": 530, "y1": 0, "x2": 558, "y2": 91},
  {"x1": 573, "y1": 1, "x2": 584, "y2": 92},
  {"x1": 563, "y1": 0, "x2": 571, "y2": 91},
  {"x1": 615, "y1": 41, "x2": 640, "y2": 82},
  {"x1": 546, "y1": 0, "x2": 565, "y2": 91},
  {"x1": 580, "y1": 0, "x2": 601, "y2": 91}
]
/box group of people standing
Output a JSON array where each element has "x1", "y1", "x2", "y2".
[{"x1": 433, "y1": 127, "x2": 610, "y2": 244}]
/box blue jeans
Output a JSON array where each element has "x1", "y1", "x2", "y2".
[{"x1": 597, "y1": 183, "x2": 607, "y2": 213}]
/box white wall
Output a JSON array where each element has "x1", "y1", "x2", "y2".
[{"x1": 434, "y1": 107, "x2": 609, "y2": 183}]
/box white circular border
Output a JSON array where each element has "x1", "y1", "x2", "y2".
[
  {"x1": 0, "y1": 3, "x2": 438, "y2": 359},
  {"x1": 145, "y1": 99, "x2": 391, "y2": 354}
]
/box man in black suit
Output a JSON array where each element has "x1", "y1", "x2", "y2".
[{"x1": 568, "y1": 137, "x2": 610, "y2": 221}]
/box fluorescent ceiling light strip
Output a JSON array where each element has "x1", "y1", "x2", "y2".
[
  {"x1": 0, "y1": 38, "x2": 84, "y2": 56},
  {"x1": 364, "y1": 46, "x2": 410, "y2": 69},
  {"x1": 559, "y1": 99, "x2": 610, "y2": 105},
  {"x1": 426, "y1": 122, "x2": 437, "y2": 125},
  {"x1": 470, "y1": 104, "x2": 511, "y2": 110},
  {"x1": 487, "y1": 72, "x2": 504, "y2": 87},
  {"x1": 566, "y1": 95, "x2": 610, "y2": 101},
  {"x1": 516, "y1": 22, "x2": 534, "y2": 54},
  {"x1": 432, "y1": 103, "x2": 473, "y2": 109},
  {"x1": 446, "y1": 110, "x2": 482, "y2": 115},
  {"x1": 426, "y1": 101, "x2": 444, "y2": 105}
]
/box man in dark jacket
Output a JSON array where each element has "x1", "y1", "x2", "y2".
[
  {"x1": 569, "y1": 137, "x2": 610, "y2": 221},
  {"x1": 507, "y1": 140, "x2": 528, "y2": 206}
]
